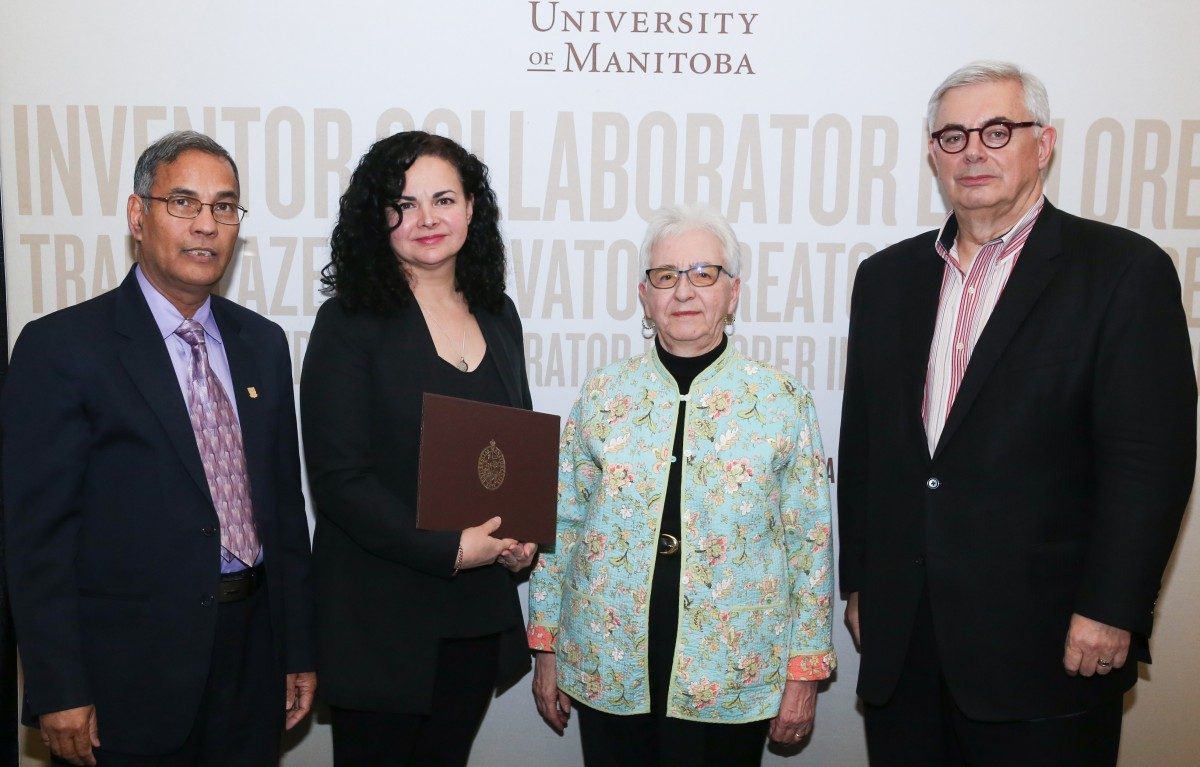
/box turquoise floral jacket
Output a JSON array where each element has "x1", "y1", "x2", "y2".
[{"x1": 527, "y1": 346, "x2": 835, "y2": 722}]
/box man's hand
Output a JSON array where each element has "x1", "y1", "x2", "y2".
[
  {"x1": 39, "y1": 705, "x2": 99, "y2": 766},
  {"x1": 1063, "y1": 613, "x2": 1131, "y2": 677},
  {"x1": 844, "y1": 591, "x2": 861, "y2": 649},
  {"x1": 285, "y1": 672, "x2": 317, "y2": 729},
  {"x1": 532, "y1": 652, "x2": 572, "y2": 735},
  {"x1": 769, "y1": 680, "x2": 817, "y2": 744}
]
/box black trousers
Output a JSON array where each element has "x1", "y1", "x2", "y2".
[
  {"x1": 330, "y1": 633, "x2": 500, "y2": 767},
  {"x1": 575, "y1": 700, "x2": 770, "y2": 767},
  {"x1": 54, "y1": 581, "x2": 282, "y2": 767},
  {"x1": 863, "y1": 590, "x2": 1123, "y2": 767}
]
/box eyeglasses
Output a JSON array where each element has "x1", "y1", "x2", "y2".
[
  {"x1": 930, "y1": 120, "x2": 1040, "y2": 154},
  {"x1": 141, "y1": 195, "x2": 247, "y2": 225},
  {"x1": 644, "y1": 264, "x2": 727, "y2": 289}
]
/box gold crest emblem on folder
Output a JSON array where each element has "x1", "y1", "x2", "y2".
[{"x1": 477, "y1": 440, "x2": 506, "y2": 491}]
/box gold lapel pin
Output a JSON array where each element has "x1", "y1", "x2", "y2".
[{"x1": 247, "y1": 387, "x2": 258, "y2": 399}]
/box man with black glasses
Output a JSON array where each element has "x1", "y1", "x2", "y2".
[
  {"x1": 838, "y1": 61, "x2": 1196, "y2": 765},
  {"x1": 3, "y1": 131, "x2": 316, "y2": 766}
]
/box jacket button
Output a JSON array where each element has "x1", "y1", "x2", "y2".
[
  {"x1": 926, "y1": 477, "x2": 940, "y2": 489},
  {"x1": 915, "y1": 556, "x2": 926, "y2": 566},
  {"x1": 201, "y1": 595, "x2": 214, "y2": 607},
  {"x1": 201, "y1": 526, "x2": 217, "y2": 536}
]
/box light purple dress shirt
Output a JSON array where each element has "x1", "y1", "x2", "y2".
[{"x1": 135, "y1": 266, "x2": 260, "y2": 573}]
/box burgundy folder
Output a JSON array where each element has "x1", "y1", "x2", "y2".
[{"x1": 416, "y1": 393, "x2": 560, "y2": 544}]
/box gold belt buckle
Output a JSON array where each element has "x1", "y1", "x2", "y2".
[{"x1": 658, "y1": 533, "x2": 680, "y2": 556}]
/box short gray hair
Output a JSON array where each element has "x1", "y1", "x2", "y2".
[
  {"x1": 926, "y1": 61, "x2": 1050, "y2": 132},
  {"x1": 639, "y1": 204, "x2": 742, "y2": 282},
  {"x1": 133, "y1": 130, "x2": 239, "y2": 199}
]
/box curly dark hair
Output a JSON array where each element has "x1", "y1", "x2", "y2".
[{"x1": 321, "y1": 131, "x2": 507, "y2": 314}]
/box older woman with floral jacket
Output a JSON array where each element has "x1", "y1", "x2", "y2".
[{"x1": 528, "y1": 204, "x2": 835, "y2": 766}]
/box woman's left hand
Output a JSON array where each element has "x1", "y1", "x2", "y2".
[
  {"x1": 498, "y1": 542, "x2": 537, "y2": 572},
  {"x1": 769, "y1": 679, "x2": 817, "y2": 744}
]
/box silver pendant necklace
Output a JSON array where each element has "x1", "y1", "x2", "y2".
[{"x1": 417, "y1": 299, "x2": 469, "y2": 372}]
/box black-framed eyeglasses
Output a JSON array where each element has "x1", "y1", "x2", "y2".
[
  {"x1": 644, "y1": 264, "x2": 727, "y2": 289},
  {"x1": 930, "y1": 120, "x2": 1041, "y2": 154},
  {"x1": 141, "y1": 195, "x2": 247, "y2": 225}
]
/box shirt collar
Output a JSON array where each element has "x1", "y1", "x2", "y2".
[
  {"x1": 935, "y1": 196, "x2": 1046, "y2": 265},
  {"x1": 135, "y1": 265, "x2": 223, "y2": 346}
]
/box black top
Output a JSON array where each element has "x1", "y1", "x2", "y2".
[
  {"x1": 301, "y1": 295, "x2": 533, "y2": 714},
  {"x1": 648, "y1": 335, "x2": 728, "y2": 712},
  {"x1": 424, "y1": 348, "x2": 518, "y2": 636}
]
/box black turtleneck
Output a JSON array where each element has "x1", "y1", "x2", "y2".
[{"x1": 655, "y1": 335, "x2": 728, "y2": 539}]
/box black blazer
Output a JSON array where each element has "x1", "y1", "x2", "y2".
[
  {"x1": 2, "y1": 269, "x2": 315, "y2": 753},
  {"x1": 838, "y1": 201, "x2": 1197, "y2": 720},
  {"x1": 300, "y1": 295, "x2": 532, "y2": 714}
]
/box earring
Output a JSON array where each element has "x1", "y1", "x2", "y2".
[
  {"x1": 723, "y1": 313, "x2": 735, "y2": 336},
  {"x1": 641, "y1": 316, "x2": 656, "y2": 340}
]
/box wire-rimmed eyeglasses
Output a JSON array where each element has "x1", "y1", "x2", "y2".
[
  {"x1": 141, "y1": 195, "x2": 247, "y2": 225},
  {"x1": 930, "y1": 120, "x2": 1040, "y2": 154},
  {"x1": 644, "y1": 264, "x2": 728, "y2": 289}
]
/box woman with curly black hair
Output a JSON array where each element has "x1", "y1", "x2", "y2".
[{"x1": 300, "y1": 131, "x2": 536, "y2": 766}]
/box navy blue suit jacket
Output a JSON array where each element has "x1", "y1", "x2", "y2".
[{"x1": 2, "y1": 269, "x2": 315, "y2": 753}]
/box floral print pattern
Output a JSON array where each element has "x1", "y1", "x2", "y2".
[{"x1": 527, "y1": 346, "x2": 836, "y2": 722}]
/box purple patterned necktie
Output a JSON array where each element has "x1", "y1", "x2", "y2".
[{"x1": 175, "y1": 318, "x2": 260, "y2": 567}]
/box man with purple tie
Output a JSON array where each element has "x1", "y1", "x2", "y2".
[{"x1": 3, "y1": 131, "x2": 316, "y2": 766}]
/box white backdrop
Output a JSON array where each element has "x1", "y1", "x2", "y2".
[{"x1": 2, "y1": 2, "x2": 1198, "y2": 765}]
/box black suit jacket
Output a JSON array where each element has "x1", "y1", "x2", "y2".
[
  {"x1": 300, "y1": 295, "x2": 532, "y2": 714},
  {"x1": 2, "y1": 269, "x2": 315, "y2": 753},
  {"x1": 838, "y1": 201, "x2": 1196, "y2": 720}
]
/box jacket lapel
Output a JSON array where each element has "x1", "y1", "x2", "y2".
[
  {"x1": 901, "y1": 244, "x2": 947, "y2": 458},
  {"x1": 477, "y1": 308, "x2": 523, "y2": 409},
  {"x1": 931, "y1": 203, "x2": 1067, "y2": 461},
  {"x1": 211, "y1": 300, "x2": 271, "y2": 519},
  {"x1": 114, "y1": 271, "x2": 211, "y2": 501}
]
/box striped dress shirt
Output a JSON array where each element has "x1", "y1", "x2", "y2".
[{"x1": 923, "y1": 198, "x2": 1045, "y2": 453}]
